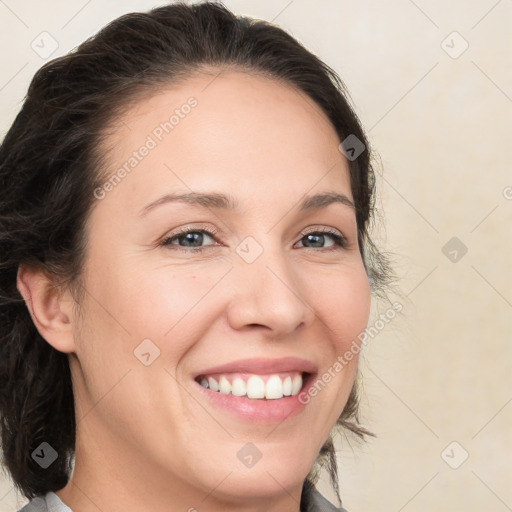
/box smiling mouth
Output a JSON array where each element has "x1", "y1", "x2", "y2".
[{"x1": 194, "y1": 371, "x2": 310, "y2": 400}]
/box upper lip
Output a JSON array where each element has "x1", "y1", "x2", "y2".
[{"x1": 193, "y1": 357, "x2": 318, "y2": 378}]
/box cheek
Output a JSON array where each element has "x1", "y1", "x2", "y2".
[
  {"x1": 312, "y1": 265, "x2": 371, "y2": 351},
  {"x1": 88, "y1": 259, "x2": 230, "y2": 354}
]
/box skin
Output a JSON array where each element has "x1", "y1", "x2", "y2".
[{"x1": 18, "y1": 70, "x2": 371, "y2": 512}]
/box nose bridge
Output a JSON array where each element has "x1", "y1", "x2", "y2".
[{"x1": 226, "y1": 235, "x2": 313, "y2": 335}]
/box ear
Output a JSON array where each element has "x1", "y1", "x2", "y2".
[{"x1": 16, "y1": 264, "x2": 77, "y2": 354}]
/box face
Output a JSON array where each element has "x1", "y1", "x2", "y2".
[{"x1": 67, "y1": 71, "x2": 371, "y2": 507}]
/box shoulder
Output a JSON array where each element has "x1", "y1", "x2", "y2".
[
  {"x1": 15, "y1": 492, "x2": 71, "y2": 512},
  {"x1": 15, "y1": 496, "x2": 47, "y2": 512}
]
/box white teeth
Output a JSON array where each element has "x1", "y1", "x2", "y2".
[
  {"x1": 291, "y1": 375, "x2": 302, "y2": 395},
  {"x1": 198, "y1": 373, "x2": 304, "y2": 400},
  {"x1": 208, "y1": 376, "x2": 219, "y2": 392},
  {"x1": 231, "y1": 377, "x2": 247, "y2": 396},
  {"x1": 282, "y1": 376, "x2": 292, "y2": 396},
  {"x1": 219, "y1": 376, "x2": 231, "y2": 394},
  {"x1": 265, "y1": 375, "x2": 283, "y2": 400},
  {"x1": 246, "y1": 375, "x2": 265, "y2": 399}
]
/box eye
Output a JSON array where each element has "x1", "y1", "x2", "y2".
[
  {"x1": 295, "y1": 228, "x2": 348, "y2": 251},
  {"x1": 159, "y1": 226, "x2": 219, "y2": 252},
  {"x1": 158, "y1": 225, "x2": 348, "y2": 253}
]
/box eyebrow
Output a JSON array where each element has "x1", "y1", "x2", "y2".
[{"x1": 139, "y1": 190, "x2": 355, "y2": 217}]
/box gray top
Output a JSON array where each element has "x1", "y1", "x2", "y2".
[
  {"x1": 16, "y1": 486, "x2": 348, "y2": 511},
  {"x1": 16, "y1": 492, "x2": 71, "y2": 512}
]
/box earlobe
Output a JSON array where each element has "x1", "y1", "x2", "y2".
[{"x1": 16, "y1": 264, "x2": 77, "y2": 353}]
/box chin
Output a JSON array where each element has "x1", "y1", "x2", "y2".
[
  {"x1": 214, "y1": 469, "x2": 307, "y2": 502},
  {"x1": 228, "y1": 451, "x2": 312, "y2": 497}
]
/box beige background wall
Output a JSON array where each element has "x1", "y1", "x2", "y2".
[{"x1": 1, "y1": 1, "x2": 510, "y2": 511}]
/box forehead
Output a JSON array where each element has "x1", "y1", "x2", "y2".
[{"x1": 96, "y1": 70, "x2": 351, "y2": 214}]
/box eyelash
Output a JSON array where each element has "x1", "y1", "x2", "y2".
[{"x1": 158, "y1": 225, "x2": 349, "y2": 253}]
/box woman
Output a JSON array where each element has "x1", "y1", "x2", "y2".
[{"x1": 0, "y1": 2, "x2": 393, "y2": 511}]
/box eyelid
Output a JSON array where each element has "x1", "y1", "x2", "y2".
[
  {"x1": 168, "y1": 224, "x2": 219, "y2": 238},
  {"x1": 298, "y1": 226, "x2": 344, "y2": 237}
]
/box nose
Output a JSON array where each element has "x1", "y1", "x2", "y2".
[{"x1": 225, "y1": 244, "x2": 315, "y2": 338}]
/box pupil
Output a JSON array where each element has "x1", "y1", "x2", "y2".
[
  {"x1": 184, "y1": 233, "x2": 202, "y2": 247},
  {"x1": 307, "y1": 234, "x2": 322, "y2": 248}
]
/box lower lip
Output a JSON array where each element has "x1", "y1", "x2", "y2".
[{"x1": 193, "y1": 373, "x2": 316, "y2": 424}]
